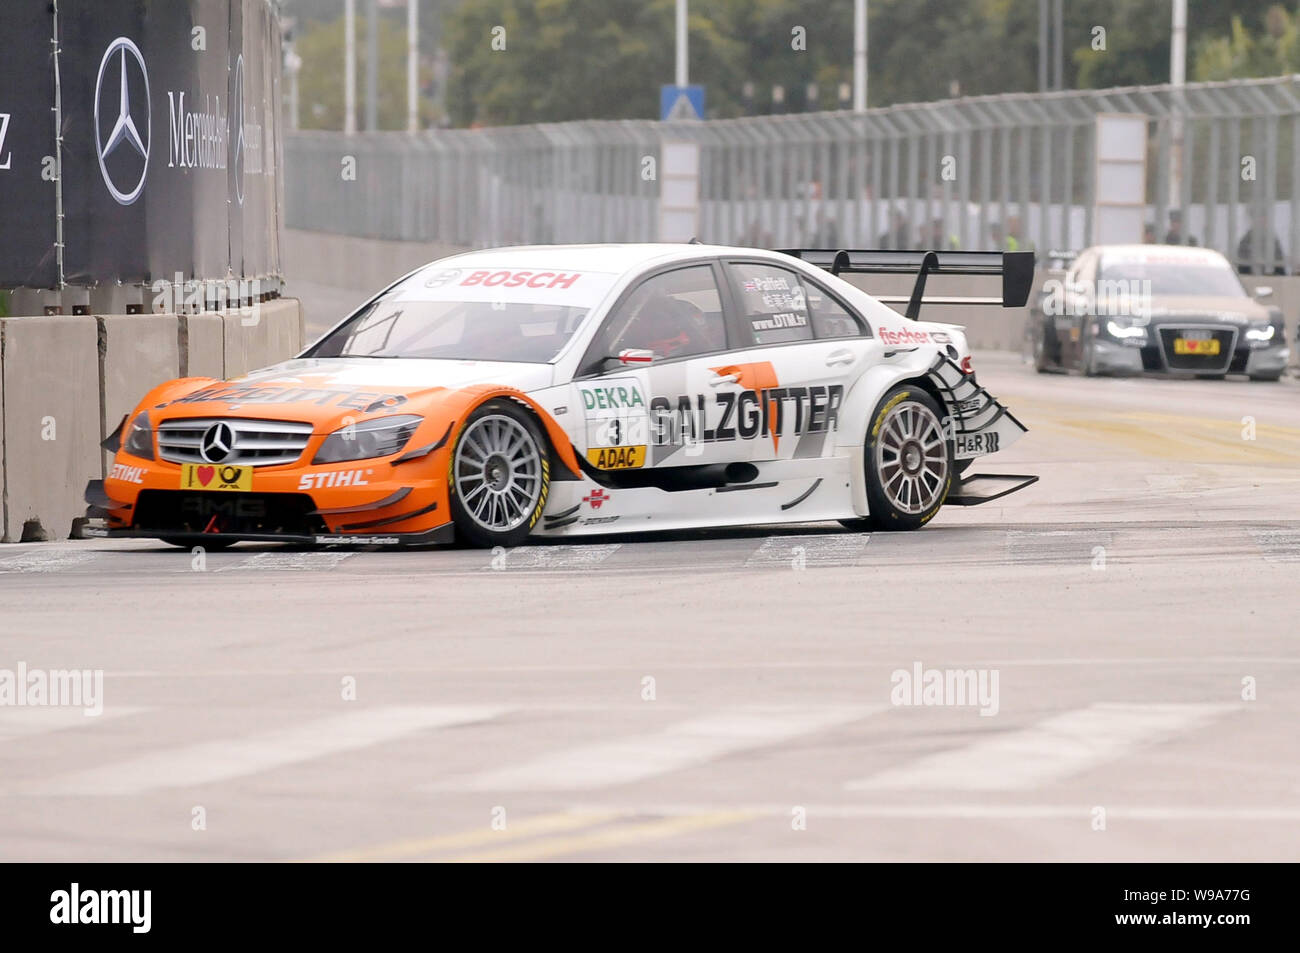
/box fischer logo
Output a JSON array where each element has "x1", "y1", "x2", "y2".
[
  {"x1": 460, "y1": 270, "x2": 580, "y2": 289},
  {"x1": 298, "y1": 469, "x2": 371, "y2": 490},
  {"x1": 879, "y1": 327, "x2": 931, "y2": 346}
]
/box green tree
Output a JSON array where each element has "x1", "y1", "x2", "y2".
[
  {"x1": 296, "y1": 12, "x2": 436, "y2": 130},
  {"x1": 430, "y1": 0, "x2": 1300, "y2": 128},
  {"x1": 1194, "y1": 5, "x2": 1300, "y2": 80}
]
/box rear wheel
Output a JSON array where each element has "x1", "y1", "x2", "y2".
[
  {"x1": 448, "y1": 400, "x2": 550, "y2": 548},
  {"x1": 1249, "y1": 372, "x2": 1283, "y2": 382},
  {"x1": 853, "y1": 386, "x2": 953, "y2": 531}
]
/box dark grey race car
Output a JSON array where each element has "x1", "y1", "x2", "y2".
[{"x1": 1027, "y1": 244, "x2": 1289, "y2": 381}]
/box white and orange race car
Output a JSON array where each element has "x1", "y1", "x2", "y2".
[{"x1": 84, "y1": 244, "x2": 1038, "y2": 549}]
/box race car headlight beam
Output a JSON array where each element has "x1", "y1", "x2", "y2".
[
  {"x1": 313, "y1": 415, "x2": 423, "y2": 464},
  {"x1": 1105, "y1": 320, "x2": 1147, "y2": 345},
  {"x1": 1245, "y1": 323, "x2": 1278, "y2": 348},
  {"x1": 122, "y1": 412, "x2": 155, "y2": 460}
]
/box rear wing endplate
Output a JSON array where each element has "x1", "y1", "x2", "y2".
[{"x1": 777, "y1": 248, "x2": 1035, "y2": 320}]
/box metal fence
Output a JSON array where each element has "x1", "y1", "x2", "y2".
[{"x1": 286, "y1": 75, "x2": 1300, "y2": 274}]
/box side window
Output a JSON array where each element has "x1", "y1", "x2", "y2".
[
  {"x1": 804, "y1": 278, "x2": 867, "y2": 338},
  {"x1": 1071, "y1": 251, "x2": 1095, "y2": 290},
  {"x1": 583, "y1": 265, "x2": 726, "y2": 374},
  {"x1": 726, "y1": 262, "x2": 813, "y2": 345}
]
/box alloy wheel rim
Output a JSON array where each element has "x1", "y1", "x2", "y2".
[
  {"x1": 874, "y1": 401, "x2": 948, "y2": 514},
  {"x1": 453, "y1": 415, "x2": 542, "y2": 532}
]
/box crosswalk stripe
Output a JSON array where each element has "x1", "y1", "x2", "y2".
[
  {"x1": 444, "y1": 811, "x2": 755, "y2": 863},
  {"x1": 432, "y1": 706, "x2": 878, "y2": 792},
  {"x1": 744, "y1": 533, "x2": 870, "y2": 568},
  {"x1": 1246, "y1": 526, "x2": 1300, "y2": 563},
  {"x1": 482, "y1": 544, "x2": 621, "y2": 571},
  {"x1": 846, "y1": 702, "x2": 1238, "y2": 792},
  {"x1": 0, "y1": 550, "x2": 97, "y2": 573},
  {"x1": 215, "y1": 552, "x2": 356, "y2": 572},
  {"x1": 0, "y1": 706, "x2": 147, "y2": 743},
  {"x1": 29, "y1": 705, "x2": 506, "y2": 796}
]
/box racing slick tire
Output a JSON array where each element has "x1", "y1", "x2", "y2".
[
  {"x1": 448, "y1": 400, "x2": 551, "y2": 548},
  {"x1": 845, "y1": 385, "x2": 953, "y2": 532}
]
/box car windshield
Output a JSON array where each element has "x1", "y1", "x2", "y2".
[
  {"x1": 1098, "y1": 256, "x2": 1246, "y2": 297},
  {"x1": 307, "y1": 265, "x2": 617, "y2": 363}
]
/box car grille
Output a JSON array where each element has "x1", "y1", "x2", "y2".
[
  {"x1": 1156, "y1": 326, "x2": 1236, "y2": 372},
  {"x1": 157, "y1": 418, "x2": 314, "y2": 467},
  {"x1": 133, "y1": 491, "x2": 326, "y2": 536}
]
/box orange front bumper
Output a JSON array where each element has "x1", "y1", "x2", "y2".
[{"x1": 88, "y1": 448, "x2": 455, "y2": 546}]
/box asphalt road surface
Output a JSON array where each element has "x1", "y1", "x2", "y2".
[{"x1": 2, "y1": 353, "x2": 1298, "y2": 861}]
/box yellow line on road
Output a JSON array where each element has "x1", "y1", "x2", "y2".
[
  {"x1": 309, "y1": 811, "x2": 617, "y2": 862},
  {"x1": 1036, "y1": 415, "x2": 1300, "y2": 463},
  {"x1": 444, "y1": 810, "x2": 756, "y2": 863}
]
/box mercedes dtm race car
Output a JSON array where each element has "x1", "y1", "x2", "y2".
[
  {"x1": 84, "y1": 244, "x2": 1037, "y2": 548},
  {"x1": 1028, "y1": 244, "x2": 1289, "y2": 380}
]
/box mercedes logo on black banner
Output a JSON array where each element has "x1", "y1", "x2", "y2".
[
  {"x1": 231, "y1": 54, "x2": 246, "y2": 206},
  {"x1": 94, "y1": 36, "x2": 151, "y2": 205},
  {"x1": 200, "y1": 422, "x2": 237, "y2": 463}
]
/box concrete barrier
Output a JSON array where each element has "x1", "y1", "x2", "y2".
[
  {"x1": 221, "y1": 298, "x2": 304, "y2": 378},
  {"x1": 182, "y1": 312, "x2": 226, "y2": 379},
  {"x1": 0, "y1": 316, "x2": 101, "y2": 542},
  {"x1": 98, "y1": 314, "x2": 180, "y2": 475},
  {"x1": 0, "y1": 298, "x2": 304, "y2": 542}
]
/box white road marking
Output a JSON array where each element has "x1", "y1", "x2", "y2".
[
  {"x1": 0, "y1": 550, "x2": 97, "y2": 574},
  {"x1": 433, "y1": 706, "x2": 879, "y2": 792},
  {"x1": 744, "y1": 533, "x2": 870, "y2": 568},
  {"x1": 1246, "y1": 526, "x2": 1300, "y2": 563},
  {"x1": 215, "y1": 551, "x2": 356, "y2": 572},
  {"x1": 1005, "y1": 528, "x2": 1114, "y2": 565},
  {"x1": 847, "y1": 703, "x2": 1238, "y2": 791},
  {"x1": 27, "y1": 705, "x2": 505, "y2": 796},
  {"x1": 0, "y1": 706, "x2": 147, "y2": 742},
  {"x1": 484, "y1": 544, "x2": 621, "y2": 571}
]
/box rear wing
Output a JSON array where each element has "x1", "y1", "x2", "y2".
[{"x1": 776, "y1": 248, "x2": 1035, "y2": 320}]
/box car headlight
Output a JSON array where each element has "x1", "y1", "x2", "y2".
[
  {"x1": 312, "y1": 414, "x2": 422, "y2": 464},
  {"x1": 1106, "y1": 320, "x2": 1147, "y2": 344},
  {"x1": 122, "y1": 412, "x2": 154, "y2": 460},
  {"x1": 1245, "y1": 323, "x2": 1278, "y2": 347}
]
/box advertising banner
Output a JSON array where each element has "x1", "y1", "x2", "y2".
[{"x1": 0, "y1": 0, "x2": 282, "y2": 289}]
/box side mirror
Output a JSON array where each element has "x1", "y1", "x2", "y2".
[
  {"x1": 617, "y1": 348, "x2": 654, "y2": 365},
  {"x1": 1254, "y1": 285, "x2": 1274, "y2": 299}
]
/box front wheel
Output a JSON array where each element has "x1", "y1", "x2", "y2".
[
  {"x1": 860, "y1": 386, "x2": 953, "y2": 531},
  {"x1": 448, "y1": 400, "x2": 551, "y2": 548}
]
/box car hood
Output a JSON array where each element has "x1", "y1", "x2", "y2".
[
  {"x1": 1143, "y1": 295, "x2": 1273, "y2": 324},
  {"x1": 152, "y1": 357, "x2": 555, "y2": 430}
]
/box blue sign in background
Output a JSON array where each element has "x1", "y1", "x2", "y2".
[{"x1": 660, "y1": 85, "x2": 705, "y2": 121}]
